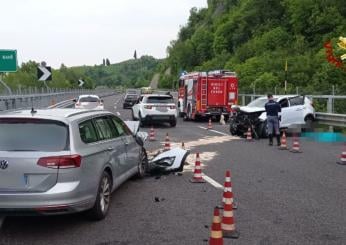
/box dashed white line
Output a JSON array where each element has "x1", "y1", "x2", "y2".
[
  {"x1": 198, "y1": 126, "x2": 229, "y2": 136},
  {"x1": 202, "y1": 174, "x2": 224, "y2": 189}
]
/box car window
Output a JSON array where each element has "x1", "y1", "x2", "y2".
[
  {"x1": 79, "y1": 119, "x2": 98, "y2": 144},
  {"x1": 93, "y1": 117, "x2": 116, "y2": 140},
  {"x1": 247, "y1": 98, "x2": 276, "y2": 107},
  {"x1": 289, "y1": 96, "x2": 304, "y2": 106},
  {"x1": 0, "y1": 118, "x2": 69, "y2": 152},
  {"x1": 146, "y1": 96, "x2": 174, "y2": 104},
  {"x1": 79, "y1": 96, "x2": 99, "y2": 103},
  {"x1": 111, "y1": 116, "x2": 132, "y2": 136},
  {"x1": 279, "y1": 98, "x2": 289, "y2": 108},
  {"x1": 125, "y1": 94, "x2": 138, "y2": 100}
]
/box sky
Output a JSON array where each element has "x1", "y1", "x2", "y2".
[{"x1": 1, "y1": 0, "x2": 207, "y2": 68}]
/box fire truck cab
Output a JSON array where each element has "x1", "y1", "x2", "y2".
[{"x1": 178, "y1": 70, "x2": 238, "y2": 121}]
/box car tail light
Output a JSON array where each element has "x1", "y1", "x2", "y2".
[
  {"x1": 144, "y1": 105, "x2": 152, "y2": 109},
  {"x1": 37, "y1": 155, "x2": 82, "y2": 169},
  {"x1": 75, "y1": 102, "x2": 80, "y2": 106},
  {"x1": 169, "y1": 105, "x2": 176, "y2": 109}
]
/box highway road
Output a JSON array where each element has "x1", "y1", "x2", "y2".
[{"x1": 0, "y1": 94, "x2": 345, "y2": 245}]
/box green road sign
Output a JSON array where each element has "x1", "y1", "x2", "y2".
[{"x1": 0, "y1": 50, "x2": 17, "y2": 72}]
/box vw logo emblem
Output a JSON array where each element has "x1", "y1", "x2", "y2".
[{"x1": 0, "y1": 160, "x2": 8, "y2": 170}]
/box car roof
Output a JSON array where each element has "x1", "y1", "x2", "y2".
[
  {"x1": 256, "y1": 95, "x2": 303, "y2": 100},
  {"x1": 142, "y1": 94, "x2": 171, "y2": 98},
  {"x1": 0, "y1": 108, "x2": 113, "y2": 124},
  {"x1": 78, "y1": 94, "x2": 100, "y2": 98}
]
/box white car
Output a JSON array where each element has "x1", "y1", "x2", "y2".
[
  {"x1": 131, "y1": 94, "x2": 177, "y2": 127},
  {"x1": 230, "y1": 95, "x2": 315, "y2": 137},
  {"x1": 74, "y1": 95, "x2": 104, "y2": 110}
]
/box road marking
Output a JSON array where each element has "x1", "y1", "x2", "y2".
[
  {"x1": 0, "y1": 216, "x2": 5, "y2": 229},
  {"x1": 198, "y1": 126, "x2": 229, "y2": 136},
  {"x1": 202, "y1": 174, "x2": 223, "y2": 189},
  {"x1": 116, "y1": 112, "x2": 121, "y2": 116}
]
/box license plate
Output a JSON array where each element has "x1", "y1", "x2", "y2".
[{"x1": 157, "y1": 107, "x2": 168, "y2": 112}]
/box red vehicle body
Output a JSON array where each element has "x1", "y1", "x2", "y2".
[{"x1": 178, "y1": 70, "x2": 238, "y2": 121}]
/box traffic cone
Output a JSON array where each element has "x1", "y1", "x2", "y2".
[
  {"x1": 149, "y1": 126, "x2": 156, "y2": 141},
  {"x1": 164, "y1": 133, "x2": 170, "y2": 151},
  {"x1": 290, "y1": 135, "x2": 302, "y2": 153},
  {"x1": 209, "y1": 207, "x2": 223, "y2": 245},
  {"x1": 246, "y1": 127, "x2": 253, "y2": 141},
  {"x1": 221, "y1": 170, "x2": 237, "y2": 209},
  {"x1": 221, "y1": 191, "x2": 240, "y2": 239},
  {"x1": 279, "y1": 131, "x2": 288, "y2": 150},
  {"x1": 337, "y1": 147, "x2": 346, "y2": 165},
  {"x1": 190, "y1": 152, "x2": 205, "y2": 183},
  {"x1": 208, "y1": 118, "x2": 213, "y2": 130}
]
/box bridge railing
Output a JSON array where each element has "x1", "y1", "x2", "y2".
[{"x1": 238, "y1": 94, "x2": 346, "y2": 127}]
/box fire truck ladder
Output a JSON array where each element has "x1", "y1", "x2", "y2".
[{"x1": 201, "y1": 78, "x2": 207, "y2": 110}]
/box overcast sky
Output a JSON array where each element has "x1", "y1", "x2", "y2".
[{"x1": 1, "y1": 0, "x2": 207, "y2": 68}]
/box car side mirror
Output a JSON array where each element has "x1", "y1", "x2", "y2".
[{"x1": 72, "y1": 99, "x2": 77, "y2": 103}]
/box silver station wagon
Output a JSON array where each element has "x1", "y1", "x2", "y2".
[{"x1": 0, "y1": 108, "x2": 148, "y2": 220}]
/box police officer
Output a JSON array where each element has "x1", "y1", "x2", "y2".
[{"x1": 264, "y1": 94, "x2": 281, "y2": 146}]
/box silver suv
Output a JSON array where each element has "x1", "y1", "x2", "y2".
[{"x1": 0, "y1": 108, "x2": 147, "y2": 220}]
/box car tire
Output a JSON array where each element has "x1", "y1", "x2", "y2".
[
  {"x1": 170, "y1": 119, "x2": 177, "y2": 127},
  {"x1": 136, "y1": 148, "x2": 148, "y2": 178},
  {"x1": 258, "y1": 121, "x2": 268, "y2": 138},
  {"x1": 139, "y1": 113, "x2": 145, "y2": 127},
  {"x1": 132, "y1": 110, "x2": 137, "y2": 121},
  {"x1": 88, "y1": 171, "x2": 112, "y2": 221}
]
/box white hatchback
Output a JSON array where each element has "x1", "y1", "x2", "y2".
[
  {"x1": 74, "y1": 95, "x2": 104, "y2": 110},
  {"x1": 131, "y1": 94, "x2": 177, "y2": 127}
]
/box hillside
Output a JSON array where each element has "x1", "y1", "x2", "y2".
[
  {"x1": 160, "y1": 0, "x2": 346, "y2": 95},
  {"x1": 1, "y1": 56, "x2": 162, "y2": 92}
]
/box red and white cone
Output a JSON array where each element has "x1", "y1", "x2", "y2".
[
  {"x1": 209, "y1": 207, "x2": 223, "y2": 245},
  {"x1": 190, "y1": 153, "x2": 205, "y2": 183},
  {"x1": 279, "y1": 131, "x2": 288, "y2": 150},
  {"x1": 164, "y1": 133, "x2": 171, "y2": 151},
  {"x1": 221, "y1": 190, "x2": 239, "y2": 239},
  {"x1": 290, "y1": 135, "x2": 302, "y2": 153},
  {"x1": 208, "y1": 118, "x2": 213, "y2": 130},
  {"x1": 246, "y1": 127, "x2": 253, "y2": 141},
  {"x1": 221, "y1": 170, "x2": 237, "y2": 209},
  {"x1": 149, "y1": 126, "x2": 156, "y2": 141},
  {"x1": 337, "y1": 148, "x2": 346, "y2": 165}
]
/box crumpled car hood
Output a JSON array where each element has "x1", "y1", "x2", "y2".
[
  {"x1": 239, "y1": 106, "x2": 265, "y2": 113},
  {"x1": 149, "y1": 148, "x2": 189, "y2": 173}
]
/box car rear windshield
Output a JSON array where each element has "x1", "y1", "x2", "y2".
[
  {"x1": 125, "y1": 95, "x2": 138, "y2": 99},
  {"x1": 0, "y1": 118, "x2": 69, "y2": 152},
  {"x1": 146, "y1": 96, "x2": 174, "y2": 104},
  {"x1": 79, "y1": 96, "x2": 99, "y2": 102}
]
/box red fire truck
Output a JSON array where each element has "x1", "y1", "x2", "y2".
[{"x1": 177, "y1": 70, "x2": 238, "y2": 121}]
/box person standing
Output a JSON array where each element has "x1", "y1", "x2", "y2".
[{"x1": 264, "y1": 94, "x2": 281, "y2": 146}]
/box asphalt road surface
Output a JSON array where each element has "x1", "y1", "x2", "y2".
[{"x1": 0, "y1": 94, "x2": 345, "y2": 245}]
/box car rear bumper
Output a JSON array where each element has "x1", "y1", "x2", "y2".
[
  {"x1": 0, "y1": 181, "x2": 95, "y2": 215},
  {"x1": 143, "y1": 114, "x2": 176, "y2": 122}
]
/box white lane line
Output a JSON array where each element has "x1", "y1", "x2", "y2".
[
  {"x1": 198, "y1": 126, "x2": 229, "y2": 136},
  {"x1": 0, "y1": 216, "x2": 5, "y2": 229},
  {"x1": 116, "y1": 112, "x2": 121, "y2": 116},
  {"x1": 202, "y1": 174, "x2": 224, "y2": 189}
]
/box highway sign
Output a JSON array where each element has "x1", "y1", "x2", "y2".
[
  {"x1": 37, "y1": 66, "x2": 52, "y2": 81},
  {"x1": 0, "y1": 50, "x2": 17, "y2": 72},
  {"x1": 78, "y1": 79, "x2": 85, "y2": 87}
]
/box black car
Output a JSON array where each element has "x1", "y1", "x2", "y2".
[{"x1": 123, "y1": 94, "x2": 139, "y2": 109}]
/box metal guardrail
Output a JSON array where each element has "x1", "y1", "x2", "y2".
[{"x1": 238, "y1": 94, "x2": 346, "y2": 128}]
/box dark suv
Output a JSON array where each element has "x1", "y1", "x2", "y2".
[{"x1": 123, "y1": 94, "x2": 139, "y2": 109}]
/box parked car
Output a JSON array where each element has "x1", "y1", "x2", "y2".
[
  {"x1": 229, "y1": 95, "x2": 315, "y2": 138},
  {"x1": 0, "y1": 108, "x2": 148, "y2": 220},
  {"x1": 123, "y1": 93, "x2": 139, "y2": 109},
  {"x1": 74, "y1": 95, "x2": 104, "y2": 110},
  {"x1": 131, "y1": 94, "x2": 177, "y2": 127}
]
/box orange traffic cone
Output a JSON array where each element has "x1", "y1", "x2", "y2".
[
  {"x1": 221, "y1": 191, "x2": 240, "y2": 239},
  {"x1": 221, "y1": 170, "x2": 237, "y2": 209},
  {"x1": 337, "y1": 146, "x2": 346, "y2": 165},
  {"x1": 190, "y1": 153, "x2": 205, "y2": 183},
  {"x1": 279, "y1": 131, "x2": 288, "y2": 150},
  {"x1": 209, "y1": 207, "x2": 223, "y2": 245},
  {"x1": 164, "y1": 133, "x2": 170, "y2": 151},
  {"x1": 290, "y1": 135, "x2": 302, "y2": 153},
  {"x1": 246, "y1": 127, "x2": 253, "y2": 141},
  {"x1": 149, "y1": 126, "x2": 156, "y2": 141},
  {"x1": 208, "y1": 118, "x2": 213, "y2": 130}
]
